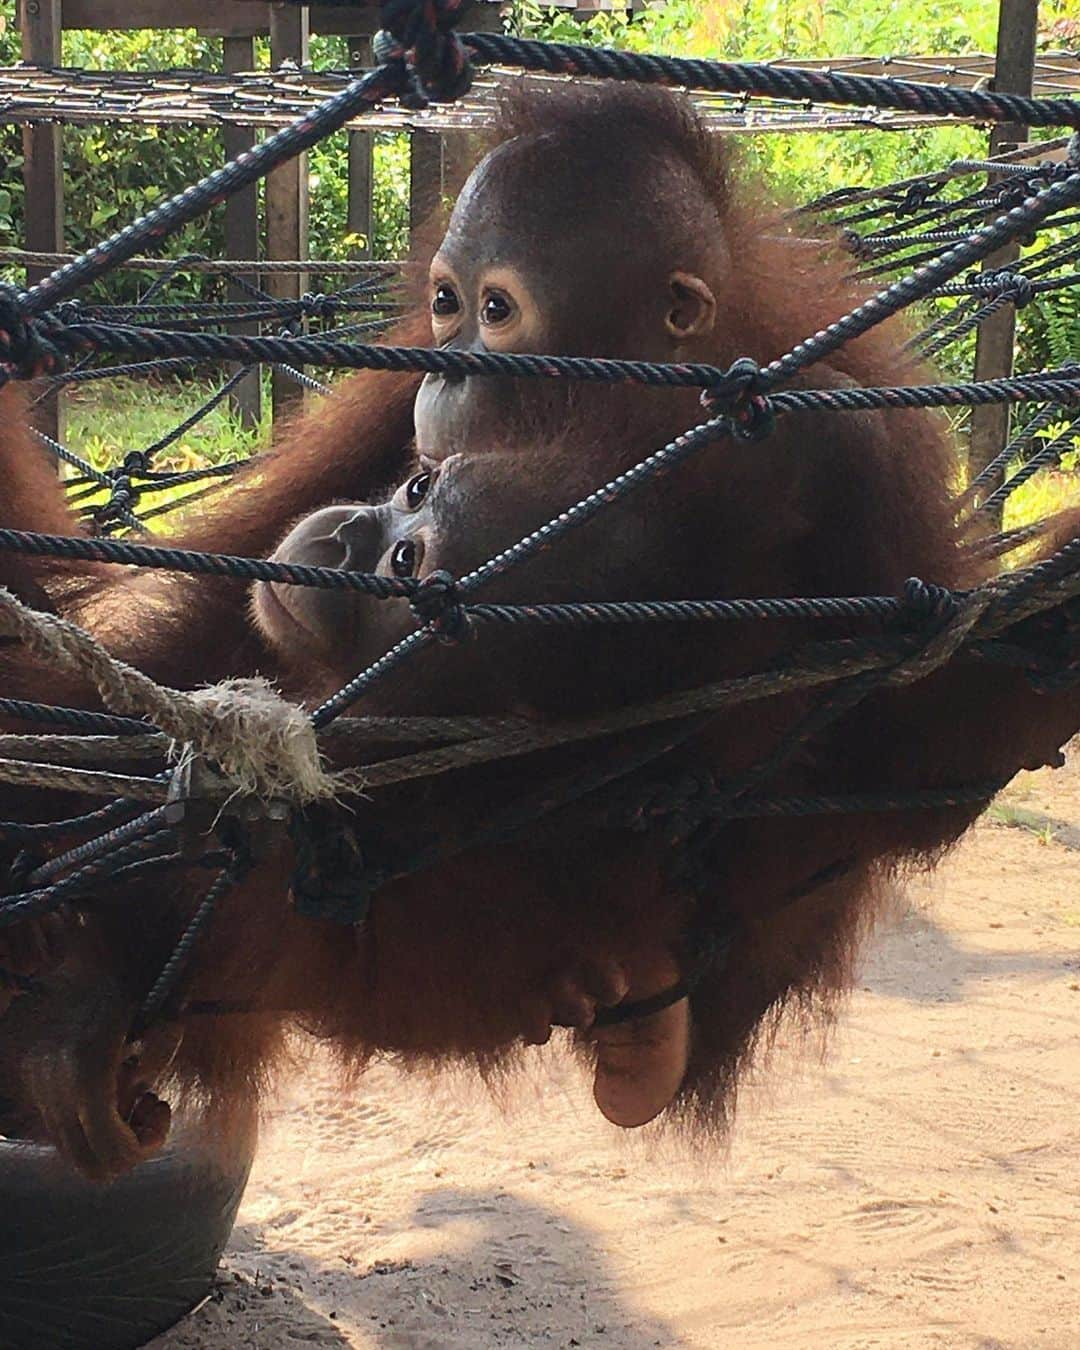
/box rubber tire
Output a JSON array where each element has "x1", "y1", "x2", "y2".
[{"x1": 0, "y1": 1105, "x2": 257, "y2": 1350}]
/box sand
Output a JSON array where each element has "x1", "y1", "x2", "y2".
[{"x1": 153, "y1": 751, "x2": 1080, "y2": 1350}]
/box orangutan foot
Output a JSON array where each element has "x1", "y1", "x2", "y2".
[
  {"x1": 590, "y1": 951, "x2": 689, "y2": 1129},
  {"x1": 520, "y1": 952, "x2": 690, "y2": 1129},
  {"x1": 1, "y1": 956, "x2": 180, "y2": 1180}
]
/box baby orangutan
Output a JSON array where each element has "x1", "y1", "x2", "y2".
[
  {"x1": 2, "y1": 80, "x2": 1078, "y2": 1185},
  {"x1": 241, "y1": 78, "x2": 1079, "y2": 1158},
  {"x1": 256, "y1": 465, "x2": 691, "y2": 1129}
]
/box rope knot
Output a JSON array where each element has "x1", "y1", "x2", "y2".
[
  {"x1": 993, "y1": 180, "x2": 1030, "y2": 211},
  {"x1": 903, "y1": 576, "x2": 959, "y2": 623},
  {"x1": 700, "y1": 358, "x2": 775, "y2": 441},
  {"x1": 0, "y1": 285, "x2": 64, "y2": 380},
  {"x1": 376, "y1": 0, "x2": 473, "y2": 108},
  {"x1": 122, "y1": 449, "x2": 150, "y2": 475},
  {"x1": 301, "y1": 291, "x2": 339, "y2": 320},
  {"x1": 410, "y1": 569, "x2": 469, "y2": 642},
  {"x1": 893, "y1": 181, "x2": 937, "y2": 217},
  {"x1": 970, "y1": 268, "x2": 1034, "y2": 309},
  {"x1": 94, "y1": 473, "x2": 140, "y2": 530},
  {"x1": 838, "y1": 228, "x2": 874, "y2": 261}
]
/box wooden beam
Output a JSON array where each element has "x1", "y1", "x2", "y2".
[
  {"x1": 408, "y1": 131, "x2": 442, "y2": 238},
  {"x1": 19, "y1": 0, "x2": 64, "y2": 445},
  {"x1": 62, "y1": 1, "x2": 503, "y2": 36},
  {"x1": 346, "y1": 34, "x2": 373, "y2": 259},
  {"x1": 222, "y1": 34, "x2": 263, "y2": 432},
  {"x1": 969, "y1": 0, "x2": 1039, "y2": 486},
  {"x1": 265, "y1": 4, "x2": 310, "y2": 428},
  {"x1": 308, "y1": 3, "x2": 380, "y2": 32},
  {"x1": 63, "y1": 0, "x2": 273, "y2": 35}
]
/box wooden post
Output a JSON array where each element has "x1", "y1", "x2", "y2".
[
  {"x1": 19, "y1": 0, "x2": 64, "y2": 443},
  {"x1": 346, "y1": 34, "x2": 374, "y2": 258},
  {"x1": 409, "y1": 130, "x2": 442, "y2": 239},
  {"x1": 222, "y1": 34, "x2": 263, "y2": 431},
  {"x1": 408, "y1": 3, "x2": 501, "y2": 244},
  {"x1": 266, "y1": 2, "x2": 310, "y2": 428},
  {"x1": 968, "y1": 0, "x2": 1039, "y2": 482}
]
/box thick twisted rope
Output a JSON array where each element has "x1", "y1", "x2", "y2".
[{"x1": 0, "y1": 588, "x2": 346, "y2": 805}]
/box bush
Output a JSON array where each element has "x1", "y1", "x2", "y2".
[{"x1": 0, "y1": 26, "x2": 411, "y2": 302}]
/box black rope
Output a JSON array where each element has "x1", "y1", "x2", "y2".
[
  {"x1": 0, "y1": 698, "x2": 152, "y2": 735},
  {"x1": 465, "y1": 592, "x2": 935, "y2": 628},
  {"x1": 0, "y1": 796, "x2": 142, "y2": 842},
  {"x1": 967, "y1": 400, "x2": 1069, "y2": 498},
  {"x1": 22, "y1": 804, "x2": 172, "y2": 888},
  {"x1": 978, "y1": 416, "x2": 1080, "y2": 516},
  {"x1": 0, "y1": 827, "x2": 177, "y2": 927},
  {"x1": 132, "y1": 829, "x2": 252, "y2": 1037},
  {"x1": 1, "y1": 0, "x2": 1078, "y2": 964},
  {"x1": 16, "y1": 63, "x2": 407, "y2": 320},
  {"x1": 455, "y1": 33, "x2": 1080, "y2": 130},
  {"x1": 912, "y1": 298, "x2": 1011, "y2": 363},
  {"x1": 762, "y1": 175, "x2": 1080, "y2": 388},
  {"x1": 0, "y1": 529, "x2": 417, "y2": 597},
  {"x1": 23, "y1": 319, "x2": 754, "y2": 386},
  {"x1": 616, "y1": 779, "x2": 1009, "y2": 830}
]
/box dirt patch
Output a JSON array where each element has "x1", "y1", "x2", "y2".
[{"x1": 154, "y1": 750, "x2": 1080, "y2": 1350}]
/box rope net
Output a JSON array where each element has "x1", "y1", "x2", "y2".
[{"x1": 0, "y1": 0, "x2": 1078, "y2": 1023}]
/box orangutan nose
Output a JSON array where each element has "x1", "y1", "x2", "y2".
[{"x1": 332, "y1": 504, "x2": 392, "y2": 572}]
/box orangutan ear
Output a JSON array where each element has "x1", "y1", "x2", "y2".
[{"x1": 665, "y1": 272, "x2": 717, "y2": 339}]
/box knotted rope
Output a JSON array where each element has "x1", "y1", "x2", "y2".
[
  {"x1": 375, "y1": 0, "x2": 474, "y2": 108},
  {"x1": 0, "y1": 588, "x2": 347, "y2": 805},
  {"x1": 0, "y1": 284, "x2": 65, "y2": 378}
]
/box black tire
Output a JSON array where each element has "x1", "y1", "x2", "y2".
[{"x1": 0, "y1": 1105, "x2": 257, "y2": 1350}]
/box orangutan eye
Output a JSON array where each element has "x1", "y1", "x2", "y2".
[
  {"x1": 480, "y1": 292, "x2": 513, "y2": 326},
  {"x1": 405, "y1": 472, "x2": 432, "y2": 509},
  {"x1": 432, "y1": 284, "x2": 460, "y2": 317},
  {"x1": 390, "y1": 539, "x2": 418, "y2": 577}
]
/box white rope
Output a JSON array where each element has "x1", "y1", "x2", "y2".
[{"x1": 0, "y1": 587, "x2": 347, "y2": 805}]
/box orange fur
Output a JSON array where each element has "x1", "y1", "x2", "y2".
[{"x1": 0, "y1": 84, "x2": 1076, "y2": 1147}]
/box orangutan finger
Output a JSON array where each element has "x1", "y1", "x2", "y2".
[
  {"x1": 116, "y1": 1054, "x2": 171, "y2": 1145},
  {"x1": 579, "y1": 959, "x2": 630, "y2": 1008},
  {"x1": 127, "y1": 1090, "x2": 171, "y2": 1153},
  {"x1": 549, "y1": 974, "x2": 596, "y2": 1031},
  {"x1": 27, "y1": 1060, "x2": 107, "y2": 1180},
  {"x1": 76, "y1": 1089, "x2": 146, "y2": 1179}
]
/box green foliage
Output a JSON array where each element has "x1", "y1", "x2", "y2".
[
  {"x1": 1015, "y1": 218, "x2": 1080, "y2": 373},
  {"x1": 306, "y1": 36, "x2": 410, "y2": 260},
  {"x1": 1023, "y1": 287, "x2": 1080, "y2": 371},
  {"x1": 505, "y1": 0, "x2": 996, "y2": 206},
  {"x1": 64, "y1": 374, "x2": 264, "y2": 476},
  {"x1": 4, "y1": 0, "x2": 1080, "y2": 525},
  {"x1": 0, "y1": 25, "x2": 227, "y2": 301},
  {"x1": 0, "y1": 25, "x2": 411, "y2": 300}
]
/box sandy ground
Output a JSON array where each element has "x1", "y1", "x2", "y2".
[{"x1": 154, "y1": 751, "x2": 1080, "y2": 1350}]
